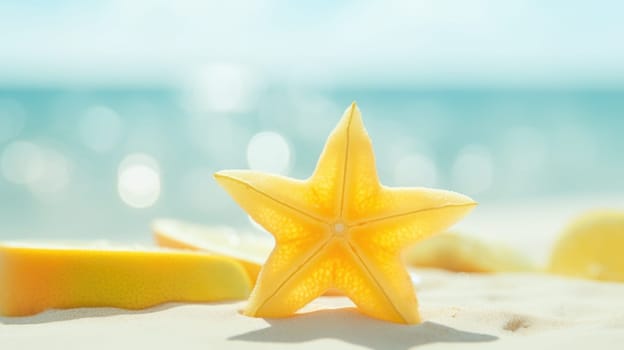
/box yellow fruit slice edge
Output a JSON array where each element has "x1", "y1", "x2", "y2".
[
  {"x1": 404, "y1": 232, "x2": 535, "y2": 273},
  {"x1": 0, "y1": 242, "x2": 252, "y2": 317},
  {"x1": 152, "y1": 219, "x2": 273, "y2": 284},
  {"x1": 548, "y1": 210, "x2": 624, "y2": 282},
  {"x1": 152, "y1": 219, "x2": 345, "y2": 296}
]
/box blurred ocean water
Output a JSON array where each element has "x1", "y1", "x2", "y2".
[{"x1": 1, "y1": 86, "x2": 623, "y2": 241}]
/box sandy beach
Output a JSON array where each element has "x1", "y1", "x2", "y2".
[
  {"x1": 2, "y1": 0, "x2": 624, "y2": 348},
  {"x1": 2, "y1": 268, "x2": 623, "y2": 350}
]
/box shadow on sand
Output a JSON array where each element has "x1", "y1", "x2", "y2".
[
  {"x1": 0, "y1": 301, "x2": 239, "y2": 325},
  {"x1": 230, "y1": 307, "x2": 498, "y2": 350}
]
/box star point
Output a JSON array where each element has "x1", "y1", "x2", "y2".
[{"x1": 215, "y1": 103, "x2": 476, "y2": 324}]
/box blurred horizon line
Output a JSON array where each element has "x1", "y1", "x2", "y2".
[{"x1": 3, "y1": 77, "x2": 624, "y2": 91}]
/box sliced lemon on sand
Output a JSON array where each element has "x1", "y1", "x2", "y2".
[
  {"x1": 549, "y1": 210, "x2": 624, "y2": 282},
  {"x1": 0, "y1": 242, "x2": 252, "y2": 317},
  {"x1": 404, "y1": 232, "x2": 534, "y2": 273},
  {"x1": 152, "y1": 219, "x2": 273, "y2": 283}
]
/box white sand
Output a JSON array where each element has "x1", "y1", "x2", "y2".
[{"x1": 2, "y1": 269, "x2": 623, "y2": 350}]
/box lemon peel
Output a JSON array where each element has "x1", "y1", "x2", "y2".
[{"x1": 549, "y1": 210, "x2": 624, "y2": 282}]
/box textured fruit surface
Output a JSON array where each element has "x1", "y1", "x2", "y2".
[
  {"x1": 215, "y1": 103, "x2": 476, "y2": 324},
  {"x1": 0, "y1": 242, "x2": 251, "y2": 316},
  {"x1": 549, "y1": 210, "x2": 624, "y2": 282},
  {"x1": 153, "y1": 219, "x2": 272, "y2": 283},
  {"x1": 405, "y1": 232, "x2": 534, "y2": 273}
]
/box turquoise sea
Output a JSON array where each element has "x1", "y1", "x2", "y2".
[{"x1": 1, "y1": 87, "x2": 623, "y2": 241}]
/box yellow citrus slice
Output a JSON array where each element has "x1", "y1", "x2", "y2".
[
  {"x1": 0, "y1": 242, "x2": 252, "y2": 317},
  {"x1": 152, "y1": 219, "x2": 273, "y2": 283},
  {"x1": 404, "y1": 232, "x2": 534, "y2": 273},
  {"x1": 549, "y1": 210, "x2": 624, "y2": 282}
]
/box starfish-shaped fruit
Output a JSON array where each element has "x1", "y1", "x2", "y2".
[{"x1": 215, "y1": 102, "x2": 476, "y2": 324}]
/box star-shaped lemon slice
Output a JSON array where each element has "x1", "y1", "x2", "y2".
[{"x1": 215, "y1": 102, "x2": 476, "y2": 324}]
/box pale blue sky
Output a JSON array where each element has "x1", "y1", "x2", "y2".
[{"x1": 1, "y1": 0, "x2": 623, "y2": 87}]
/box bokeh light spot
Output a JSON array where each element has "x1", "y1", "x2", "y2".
[
  {"x1": 117, "y1": 153, "x2": 161, "y2": 208},
  {"x1": 246, "y1": 131, "x2": 291, "y2": 174}
]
